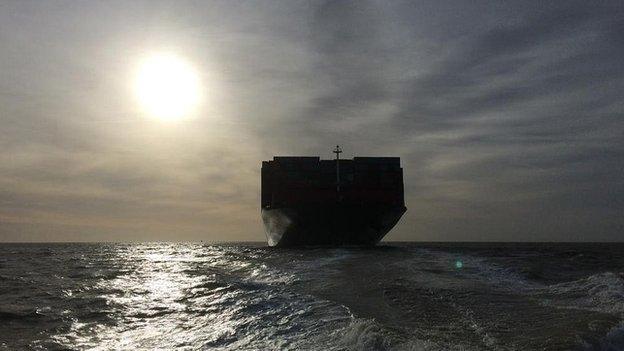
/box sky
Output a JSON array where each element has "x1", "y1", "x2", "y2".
[{"x1": 1, "y1": 0, "x2": 622, "y2": 242}]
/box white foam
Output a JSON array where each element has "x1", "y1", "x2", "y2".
[
  {"x1": 331, "y1": 318, "x2": 474, "y2": 351},
  {"x1": 333, "y1": 318, "x2": 393, "y2": 351},
  {"x1": 544, "y1": 272, "x2": 624, "y2": 315},
  {"x1": 458, "y1": 255, "x2": 536, "y2": 291}
]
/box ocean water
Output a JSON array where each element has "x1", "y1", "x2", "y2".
[{"x1": 1, "y1": 243, "x2": 624, "y2": 351}]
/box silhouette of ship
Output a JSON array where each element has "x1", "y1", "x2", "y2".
[{"x1": 261, "y1": 146, "x2": 406, "y2": 246}]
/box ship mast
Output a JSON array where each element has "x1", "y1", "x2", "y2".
[{"x1": 333, "y1": 145, "x2": 342, "y2": 193}]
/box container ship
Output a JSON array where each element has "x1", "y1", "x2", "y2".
[{"x1": 261, "y1": 146, "x2": 406, "y2": 247}]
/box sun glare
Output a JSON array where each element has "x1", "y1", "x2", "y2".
[{"x1": 134, "y1": 53, "x2": 201, "y2": 121}]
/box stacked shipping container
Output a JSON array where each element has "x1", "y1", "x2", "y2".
[{"x1": 261, "y1": 156, "x2": 404, "y2": 208}]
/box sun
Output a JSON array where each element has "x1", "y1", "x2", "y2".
[{"x1": 134, "y1": 53, "x2": 201, "y2": 121}]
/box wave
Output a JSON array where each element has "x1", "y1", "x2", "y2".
[
  {"x1": 583, "y1": 323, "x2": 624, "y2": 351},
  {"x1": 451, "y1": 262, "x2": 624, "y2": 349},
  {"x1": 332, "y1": 318, "x2": 476, "y2": 351},
  {"x1": 399, "y1": 248, "x2": 536, "y2": 292},
  {"x1": 0, "y1": 306, "x2": 50, "y2": 322},
  {"x1": 409, "y1": 249, "x2": 624, "y2": 315},
  {"x1": 450, "y1": 255, "x2": 624, "y2": 318},
  {"x1": 333, "y1": 318, "x2": 394, "y2": 351},
  {"x1": 459, "y1": 255, "x2": 536, "y2": 291},
  {"x1": 0, "y1": 310, "x2": 36, "y2": 321},
  {"x1": 542, "y1": 272, "x2": 624, "y2": 315}
]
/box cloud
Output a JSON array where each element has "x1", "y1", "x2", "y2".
[
  {"x1": 387, "y1": 2, "x2": 624, "y2": 240},
  {"x1": 0, "y1": 0, "x2": 622, "y2": 241}
]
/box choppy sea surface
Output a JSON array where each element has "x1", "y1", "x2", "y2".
[{"x1": 1, "y1": 242, "x2": 624, "y2": 351}]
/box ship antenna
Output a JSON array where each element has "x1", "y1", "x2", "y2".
[{"x1": 333, "y1": 145, "x2": 342, "y2": 193}]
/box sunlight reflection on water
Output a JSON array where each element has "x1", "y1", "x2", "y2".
[
  {"x1": 50, "y1": 243, "x2": 353, "y2": 350},
  {"x1": 3, "y1": 243, "x2": 624, "y2": 350}
]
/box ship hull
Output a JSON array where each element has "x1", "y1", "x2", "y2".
[{"x1": 261, "y1": 204, "x2": 406, "y2": 247}]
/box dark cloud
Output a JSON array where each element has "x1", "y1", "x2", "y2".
[
  {"x1": 305, "y1": 0, "x2": 393, "y2": 121},
  {"x1": 394, "y1": 5, "x2": 620, "y2": 129}
]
